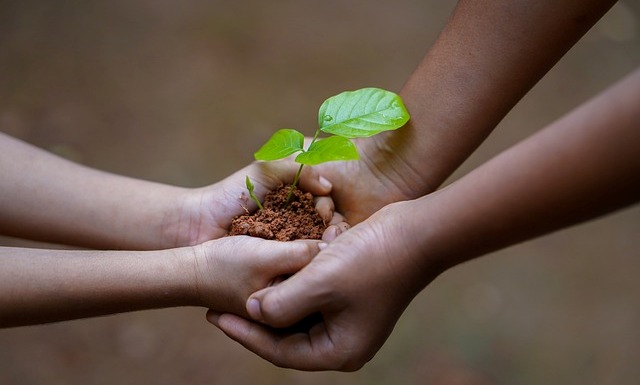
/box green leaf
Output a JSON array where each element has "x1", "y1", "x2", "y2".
[
  {"x1": 254, "y1": 129, "x2": 305, "y2": 161},
  {"x1": 245, "y1": 176, "x2": 263, "y2": 210},
  {"x1": 318, "y1": 88, "x2": 410, "y2": 138},
  {"x1": 245, "y1": 175, "x2": 255, "y2": 193},
  {"x1": 295, "y1": 136, "x2": 359, "y2": 165}
]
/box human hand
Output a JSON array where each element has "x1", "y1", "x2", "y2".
[
  {"x1": 206, "y1": 200, "x2": 444, "y2": 371},
  {"x1": 313, "y1": 135, "x2": 431, "y2": 225},
  {"x1": 162, "y1": 160, "x2": 345, "y2": 247},
  {"x1": 191, "y1": 236, "x2": 325, "y2": 317}
]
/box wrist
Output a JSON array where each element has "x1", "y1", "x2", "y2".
[
  {"x1": 359, "y1": 200, "x2": 448, "y2": 298},
  {"x1": 405, "y1": 187, "x2": 498, "y2": 277},
  {"x1": 156, "y1": 186, "x2": 206, "y2": 249},
  {"x1": 164, "y1": 246, "x2": 202, "y2": 307},
  {"x1": 361, "y1": 128, "x2": 436, "y2": 200}
]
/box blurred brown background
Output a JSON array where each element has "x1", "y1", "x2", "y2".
[{"x1": 1, "y1": 1, "x2": 639, "y2": 384}]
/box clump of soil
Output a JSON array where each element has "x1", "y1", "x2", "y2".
[{"x1": 229, "y1": 185, "x2": 326, "y2": 241}]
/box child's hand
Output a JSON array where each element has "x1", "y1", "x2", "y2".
[
  {"x1": 191, "y1": 236, "x2": 323, "y2": 317},
  {"x1": 162, "y1": 160, "x2": 346, "y2": 247}
]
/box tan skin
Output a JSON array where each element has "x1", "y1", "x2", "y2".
[
  {"x1": 314, "y1": 0, "x2": 617, "y2": 224},
  {"x1": 4, "y1": 0, "x2": 610, "y2": 250},
  {"x1": 0, "y1": 237, "x2": 323, "y2": 328},
  {"x1": 0, "y1": 132, "x2": 339, "y2": 250},
  {"x1": 205, "y1": 0, "x2": 631, "y2": 372},
  {"x1": 0, "y1": 133, "x2": 347, "y2": 327},
  {"x1": 209, "y1": 66, "x2": 640, "y2": 372},
  {"x1": 0, "y1": 0, "x2": 623, "y2": 362}
]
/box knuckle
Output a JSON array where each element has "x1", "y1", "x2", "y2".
[
  {"x1": 260, "y1": 293, "x2": 288, "y2": 327},
  {"x1": 282, "y1": 242, "x2": 313, "y2": 266}
]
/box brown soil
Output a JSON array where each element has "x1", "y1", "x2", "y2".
[{"x1": 228, "y1": 185, "x2": 326, "y2": 241}]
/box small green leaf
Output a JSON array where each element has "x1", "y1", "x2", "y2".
[
  {"x1": 245, "y1": 175, "x2": 255, "y2": 193},
  {"x1": 318, "y1": 88, "x2": 410, "y2": 138},
  {"x1": 245, "y1": 175, "x2": 263, "y2": 210},
  {"x1": 295, "y1": 136, "x2": 359, "y2": 165},
  {"x1": 254, "y1": 129, "x2": 305, "y2": 161}
]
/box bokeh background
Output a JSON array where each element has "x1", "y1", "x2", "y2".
[{"x1": 1, "y1": 1, "x2": 639, "y2": 384}]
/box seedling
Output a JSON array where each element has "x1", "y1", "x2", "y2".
[
  {"x1": 245, "y1": 175, "x2": 263, "y2": 210},
  {"x1": 247, "y1": 87, "x2": 410, "y2": 205}
]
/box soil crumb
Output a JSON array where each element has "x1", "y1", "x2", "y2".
[{"x1": 229, "y1": 185, "x2": 326, "y2": 241}]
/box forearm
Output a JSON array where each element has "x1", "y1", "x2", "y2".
[
  {"x1": 366, "y1": 0, "x2": 616, "y2": 196},
  {"x1": 413, "y1": 68, "x2": 640, "y2": 272},
  {"x1": 0, "y1": 246, "x2": 197, "y2": 327},
  {"x1": 0, "y1": 132, "x2": 188, "y2": 249}
]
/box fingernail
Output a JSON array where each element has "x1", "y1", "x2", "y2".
[
  {"x1": 319, "y1": 176, "x2": 332, "y2": 190},
  {"x1": 322, "y1": 226, "x2": 338, "y2": 242},
  {"x1": 247, "y1": 298, "x2": 263, "y2": 321},
  {"x1": 318, "y1": 241, "x2": 328, "y2": 250}
]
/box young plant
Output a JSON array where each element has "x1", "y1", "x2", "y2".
[
  {"x1": 248, "y1": 87, "x2": 410, "y2": 205},
  {"x1": 245, "y1": 175, "x2": 263, "y2": 210}
]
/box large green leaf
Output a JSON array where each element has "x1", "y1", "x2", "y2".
[
  {"x1": 318, "y1": 88, "x2": 410, "y2": 138},
  {"x1": 295, "y1": 136, "x2": 359, "y2": 165},
  {"x1": 254, "y1": 128, "x2": 305, "y2": 161}
]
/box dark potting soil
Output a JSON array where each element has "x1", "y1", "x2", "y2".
[{"x1": 228, "y1": 185, "x2": 326, "y2": 241}]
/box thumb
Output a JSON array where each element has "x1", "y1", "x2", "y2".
[{"x1": 247, "y1": 268, "x2": 325, "y2": 328}]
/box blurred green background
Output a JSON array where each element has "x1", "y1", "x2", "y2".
[{"x1": 1, "y1": 1, "x2": 639, "y2": 384}]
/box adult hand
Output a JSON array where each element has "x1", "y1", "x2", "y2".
[
  {"x1": 312, "y1": 137, "x2": 427, "y2": 225},
  {"x1": 208, "y1": 66, "x2": 640, "y2": 370},
  {"x1": 206, "y1": 200, "x2": 443, "y2": 371},
  {"x1": 307, "y1": 0, "x2": 616, "y2": 226}
]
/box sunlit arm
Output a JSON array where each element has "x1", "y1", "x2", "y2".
[
  {"x1": 0, "y1": 236, "x2": 322, "y2": 328},
  {"x1": 0, "y1": 246, "x2": 196, "y2": 327},
  {"x1": 411, "y1": 67, "x2": 640, "y2": 274},
  {"x1": 0, "y1": 132, "x2": 187, "y2": 249},
  {"x1": 209, "y1": 67, "x2": 640, "y2": 372}
]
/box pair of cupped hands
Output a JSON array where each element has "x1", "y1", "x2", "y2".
[{"x1": 170, "y1": 143, "x2": 435, "y2": 371}]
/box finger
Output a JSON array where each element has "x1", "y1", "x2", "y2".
[
  {"x1": 206, "y1": 310, "x2": 295, "y2": 365},
  {"x1": 336, "y1": 221, "x2": 350, "y2": 233},
  {"x1": 247, "y1": 266, "x2": 328, "y2": 328},
  {"x1": 297, "y1": 167, "x2": 332, "y2": 196},
  {"x1": 263, "y1": 239, "x2": 323, "y2": 277},
  {"x1": 251, "y1": 161, "x2": 303, "y2": 193},
  {"x1": 329, "y1": 212, "x2": 345, "y2": 226},
  {"x1": 268, "y1": 275, "x2": 286, "y2": 286},
  {"x1": 314, "y1": 196, "x2": 334, "y2": 224},
  {"x1": 322, "y1": 225, "x2": 340, "y2": 242},
  {"x1": 322, "y1": 220, "x2": 350, "y2": 242},
  {"x1": 206, "y1": 310, "x2": 338, "y2": 371}
]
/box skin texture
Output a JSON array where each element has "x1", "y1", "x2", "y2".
[
  {"x1": 0, "y1": 133, "x2": 346, "y2": 327},
  {"x1": 0, "y1": 131, "x2": 338, "y2": 250},
  {"x1": 205, "y1": 0, "x2": 630, "y2": 372},
  {"x1": 208, "y1": 65, "x2": 640, "y2": 372},
  {"x1": 0, "y1": 237, "x2": 323, "y2": 328},
  {"x1": 314, "y1": 0, "x2": 617, "y2": 224}
]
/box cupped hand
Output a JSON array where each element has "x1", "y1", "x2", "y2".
[
  {"x1": 162, "y1": 160, "x2": 343, "y2": 247},
  {"x1": 192, "y1": 236, "x2": 324, "y2": 317},
  {"x1": 206, "y1": 199, "x2": 444, "y2": 371}
]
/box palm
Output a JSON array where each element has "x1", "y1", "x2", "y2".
[
  {"x1": 169, "y1": 161, "x2": 334, "y2": 247},
  {"x1": 209, "y1": 200, "x2": 439, "y2": 370}
]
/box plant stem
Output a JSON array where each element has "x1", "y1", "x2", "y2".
[
  {"x1": 285, "y1": 128, "x2": 321, "y2": 203},
  {"x1": 250, "y1": 192, "x2": 264, "y2": 210},
  {"x1": 286, "y1": 164, "x2": 304, "y2": 202},
  {"x1": 246, "y1": 176, "x2": 264, "y2": 210}
]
